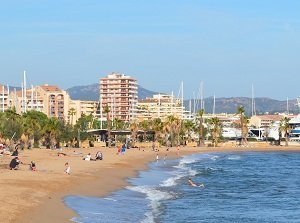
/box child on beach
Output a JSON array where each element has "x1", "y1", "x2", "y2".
[
  {"x1": 29, "y1": 161, "x2": 37, "y2": 171},
  {"x1": 64, "y1": 162, "x2": 70, "y2": 175}
]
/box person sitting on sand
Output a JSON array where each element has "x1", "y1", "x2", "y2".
[
  {"x1": 83, "y1": 153, "x2": 92, "y2": 161},
  {"x1": 9, "y1": 157, "x2": 22, "y2": 170},
  {"x1": 29, "y1": 161, "x2": 37, "y2": 171},
  {"x1": 64, "y1": 162, "x2": 70, "y2": 174},
  {"x1": 95, "y1": 151, "x2": 103, "y2": 160},
  {"x1": 188, "y1": 178, "x2": 205, "y2": 187},
  {"x1": 57, "y1": 152, "x2": 67, "y2": 157}
]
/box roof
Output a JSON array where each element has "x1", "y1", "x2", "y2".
[
  {"x1": 255, "y1": 115, "x2": 283, "y2": 121},
  {"x1": 39, "y1": 84, "x2": 62, "y2": 92}
]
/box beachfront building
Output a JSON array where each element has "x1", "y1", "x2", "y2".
[
  {"x1": 99, "y1": 72, "x2": 138, "y2": 122},
  {"x1": 9, "y1": 87, "x2": 44, "y2": 114},
  {"x1": 68, "y1": 100, "x2": 98, "y2": 125},
  {"x1": 0, "y1": 84, "x2": 10, "y2": 112},
  {"x1": 136, "y1": 94, "x2": 191, "y2": 121},
  {"x1": 249, "y1": 115, "x2": 283, "y2": 128},
  {"x1": 34, "y1": 84, "x2": 70, "y2": 120}
]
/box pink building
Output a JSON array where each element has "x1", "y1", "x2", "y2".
[{"x1": 100, "y1": 73, "x2": 138, "y2": 122}]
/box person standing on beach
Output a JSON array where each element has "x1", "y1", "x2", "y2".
[
  {"x1": 64, "y1": 162, "x2": 70, "y2": 174},
  {"x1": 152, "y1": 142, "x2": 155, "y2": 151}
]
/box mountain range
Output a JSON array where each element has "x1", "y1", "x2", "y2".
[
  {"x1": 66, "y1": 83, "x2": 299, "y2": 115},
  {"x1": 67, "y1": 84, "x2": 157, "y2": 101}
]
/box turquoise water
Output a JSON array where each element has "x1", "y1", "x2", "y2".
[{"x1": 65, "y1": 152, "x2": 300, "y2": 223}]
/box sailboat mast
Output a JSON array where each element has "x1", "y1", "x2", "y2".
[
  {"x1": 287, "y1": 97, "x2": 289, "y2": 115},
  {"x1": 181, "y1": 81, "x2": 184, "y2": 119},
  {"x1": 23, "y1": 71, "x2": 27, "y2": 113},
  {"x1": 2, "y1": 85, "x2": 4, "y2": 112}
]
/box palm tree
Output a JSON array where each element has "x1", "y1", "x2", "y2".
[
  {"x1": 165, "y1": 115, "x2": 178, "y2": 146},
  {"x1": 280, "y1": 117, "x2": 290, "y2": 146},
  {"x1": 183, "y1": 120, "x2": 194, "y2": 143},
  {"x1": 173, "y1": 118, "x2": 182, "y2": 146},
  {"x1": 197, "y1": 109, "x2": 205, "y2": 146},
  {"x1": 237, "y1": 106, "x2": 246, "y2": 145},
  {"x1": 208, "y1": 117, "x2": 222, "y2": 147},
  {"x1": 130, "y1": 121, "x2": 139, "y2": 147},
  {"x1": 68, "y1": 108, "x2": 76, "y2": 125},
  {"x1": 151, "y1": 118, "x2": 163, "y2": 143},
  {"x1": 43, "y1": 117, "x2": 62, "y2": 149},
  {"x1": 139, "y1": 120, "x2": 150, "y2": 142},
  {"x1": 2, "y1": 108, "x2": 22, "y2": 146},
  {"x1": 103, "y1": 105, "x2": 111, "y2": 147}
]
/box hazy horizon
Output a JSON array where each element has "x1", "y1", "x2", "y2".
[{"x1": 1, "y1": 1, "x2": 300, "y2": 100}]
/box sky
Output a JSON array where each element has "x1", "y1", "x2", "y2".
[{"x1": 1, "y1": 0, "x2": 300, "y2": 100}]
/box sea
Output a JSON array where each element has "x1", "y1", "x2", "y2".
[{"x1": 65, "y1": 151, "x2": 300, "y2": 223}]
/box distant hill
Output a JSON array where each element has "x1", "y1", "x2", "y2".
[
  {"x1": 67, "y1": 83, "x2": 158, "y2": 101},
  {"x1": 184, "y1": 97, "x2": 299, "y2": 115},
  {"x1": 66, "y1": 83, "x2": 299, "y2": 114},
  {"x1": 67, "y1": 83, "x2": 100, "y2": 101}
]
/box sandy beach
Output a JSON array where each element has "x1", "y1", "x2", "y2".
[{"x1": 1, "y1": 143, "x2": 300, "y2": 223}]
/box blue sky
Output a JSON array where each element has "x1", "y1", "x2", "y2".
[{"x1": 1, "y1": 0, "x2": 300, "y2": 100}]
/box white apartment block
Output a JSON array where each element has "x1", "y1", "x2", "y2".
[{"x1": 0, "y1": 84, "x2": 10, "y2": 112}]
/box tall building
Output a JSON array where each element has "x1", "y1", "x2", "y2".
[
  {"x1": 0, "y1": 84, "x2": 9, "y2": 112},
  {"x1": 99, "y1": 72, "x2": 138, "y2": 122}
]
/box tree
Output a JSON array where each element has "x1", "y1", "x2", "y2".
[
  {"x1": 165, "y1": 115, "x2": 175, "y2": 146},
  {"x1": 280, "y1": 117, "x2": 290, "y2": 146},
  {"x1": 183, "y1": 120, "x2": 194, "y2": 143},
  {"x1": 139, "y1": 120, "x2": 150, "y2": 142},
  {"x1": 22, "y1": 111, "x2": 48, "y2": 148},
  {"x1": 42, "y1": 117, "x2": 62, "y2": 149},
  {"x1": 1, "y1": 108, "x2": 22, "y2": 145},
  {"x1": 151, "y1": 118, "x2": 163, "y2": 143},
  {"x1": 68, "y1": 108, "x2": 76, "y2": 125},
  {"x1": 197, "y1": 109, "x2": 205, "y2": 146},
  {"x1": 208, "y1": 117, "x2": 222, "y2": 147},
  {"x1": 103, "y1": 105, "x2": 111, "y2": 147},
  {"x1": 237, "y1": 106, "x2": 246, "y2": 145},
  {"x1": 129, "y1": 121, "x2": 139, "y2": 147}
]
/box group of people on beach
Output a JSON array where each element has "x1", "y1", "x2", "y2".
[
  {"x1": 83, "y1": 151, "x2": 103, "y2": 161},
  {"x1": 9, "y1": 156, "x2": 36, "y2": 171}
]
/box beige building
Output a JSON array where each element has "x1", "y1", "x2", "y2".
[
  {"x1": 9, "y1": 84, "x2": 69, "y2": 120},
  {"x1": 34, "y1": 84, "x2": 70, "y2": 120},
  {"x1": 0, "y1": 84, "x2": 10, "y2": 112},
  {"x1": 99, "y1": 72, "x2": 138, "y2": 122},
  {"x1": 9, "y1": 87, "x2": 44, "y2": 114},
  {"x1": 137, "y1": 94, "x2": 190, "y2": 121},
  {"x1": 249, "y1": 115, "x2": 283, "y2": 128},
  {"x1": 68, "y1": 100, "x2": 98, "y2": 125}
]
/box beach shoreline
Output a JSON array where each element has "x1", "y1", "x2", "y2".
[{"x1": 1, "y1": 144, "x2": 300, "y2": 223}]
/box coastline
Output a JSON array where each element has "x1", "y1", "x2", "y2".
[{"x1": 1, "y1": 144, "x2": 300, "y2": 223}]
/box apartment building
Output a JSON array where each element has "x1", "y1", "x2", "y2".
[
  {"x1": 0, "y1": 84, "x2": 9, "y2": 112},
  {"x1": 249, "y1": 115, "x2": 283, "y2": 128},
  {"x1": 136, "y1": 94, "x2": 190, "y2": 121},
  {"x1": 9, "y1": 87, "x2": 44, "y2": 114},
  {"x1": 99, "y1": 73, "x2": 138, "y2": 122},
  {"x1": 34, "y1": 84, "x2": 70, "y2": 120},
  {"x1": 68, "y1": 100, "x2": 98, "y2": 125}
]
